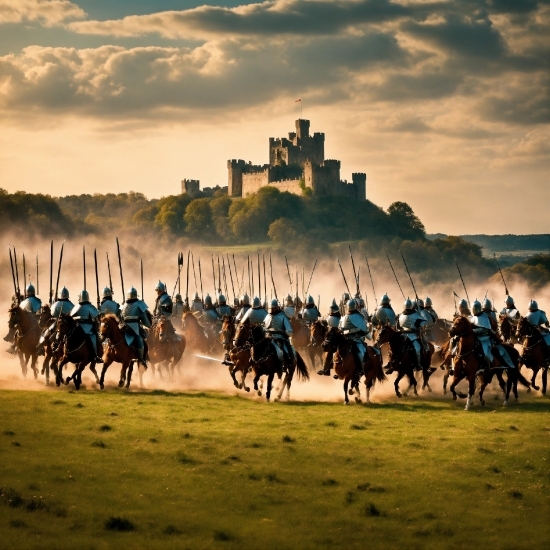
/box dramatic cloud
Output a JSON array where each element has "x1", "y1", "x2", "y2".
[{"x1": 0, "y1": 0, "x2": 85, "y2": 26}]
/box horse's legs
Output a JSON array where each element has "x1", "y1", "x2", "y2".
[
  {"x1": 119, "y1": 362, "x2": 128, "y2": 387},
  {"x1": 530, "y1": 367, "x2": 540, "y2": 391},
  {"x1": 266, "y1": 373, "x2": 275, "y2": 402},
  {"x1": 394, "y1": 372, "x2": 404, "y2": 398},
  {"x1": 240, "y1": 368, "x2": 250, "y2": 392},
  {"x1": 478, "y1": 373, "x2": 489, "y2": 406},
  {"x1": 465, "y1": 375, "x2": 477, "y2": 410},
  {"x1": 126, "y1": 361, "x2": 134, "y2": 389},
  {"x1": 343, "y1": 378, "x2": 350, "y2": 405},
  {"x1": 29, "y1": 354, "x2": 38, "y2": 379},
  {"x1": 89, "y1": 362, "x2": 100, "y2": 384},
  {"x1": 354, "y1": 378, "x2": 362, "y2": 404},
  {"x1": 99, "y1": 359, "x2": 113, "y2": 390},
  {"x1": 449, "y1": 370, "x2": 466, "y2": 401},
  {"x1": 542, "y1": 367, "x2": 548, "y2": 395},
  {"x1": 229, "y1": 365, "x2": 239, "y2": 388},
  {"x1": 253, "y1": 375, "x2": 261, "y2": 396},
  {"x1": 495, "y1": 371, "x2": 507, "y2": 394},
  {"x1": 443, "y1": 369, "x2": 450, "y2": 394},
  {"x1": 276, "y1": 372, "x2": 287, "y2": 401}
]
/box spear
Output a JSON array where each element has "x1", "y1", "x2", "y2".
[
  {"x1": 337, "y1": 258, "x2": 351, "y2": 296},
  {"x1": 141, "y1": 258, "x2": 144, "y2": 302},
  {"x1": 106, "y1": 252, "x2": 113, "y2": 293},
  {"x1": 192, "y1": 252, "x2": 198, "y2": 293},
  {"x1": 221, "y1": 256, "x2": 228, "y2": 297},
  {"x1": 198, "y1": 258, "x2": 204, "y2": 302},
  {"x1": 455, "y1": 261, "x2": 470, "y2": 306},
  {"x1": 494, "y1": 254, "x2": 509, "y2": 296},
  {"x1": 116, "y1": 237, "x2": 125, "y2": 303},
  {"x1": 178, "y1": 252, "x2": 182, "y2": 296},
  {"x1": 385, "y1": 251, "x2": 405, "y2": 300},
  {"x1": 9, "y1": 248, "x2": 18, "y2": 303},
  {"x1": 218, "y1": 255, "x2": 222, "y2": 294},
  {"x1": 285, "y1": 255, "x2": 293, "y2": 293},
  {"x1": 23, "y1": 253, "x2": 26, "y2": 289},
  {"x1": 305, "y1": 258, "x2": 317, "y2": 296},
  {"x1": 348, "y1": 245, "x2": 359, "y2": 295},
  {"x1": 453, "y1": 291, "x2": 459, "y2": 315},
  {"x1": 54, "y1": 242, "x2": 64, "y2": 301},
  {"x1": 49, "y1": 239, "x2": 54, "y2": 304},
  {"x1": 263, "y1": 254, "x2": 267, "y2": 304},
  {"x1": 251, "y1": 260, "x2": 255, "y2": 298},
  {"x1": 232, "y1": 254, "x2": 239, "y2": 292},
  {"x1": 171, "y1": 252, "x2": 183, "y2": 299},
  {"x1": 226, "y1": 254, "x2": 235, "y2": 300},
  {"x1": 400, "y1": 251, "x2": 419, "y2": 301},
  {"x1": 364, "y1": 253, "x2": 377, "y2": 306},
  {"x1": 257, "y1": 253, "x2": 261, "y2": 302},
  {"x1": 302, "y1": 267, "x2": 305, "y2": 298},
  {"x1": 36, "y1": 252, "x2": 39, "y2": 296},
  {"x1": 269, "y1": 254, "x2": 278, "y2": 301},
  {"x1": 247, "y1": 255, "x2": 251, "y2": 296},
  {"x1": 295, "y1": 265, "x2": 298, "y2": 302},
  {"x1": 185, "y1": 250, "x2": 190, "y2": 303},
  {"x1": 94, "y1": 248, "x2": 100, "y2": 308},
  {"x1": 13, "y1": 246, "x2": 20, "y2": 299},
  {"x1": 211, "y1": 255, "x2": 217, "y2": 298},
  {"x1": 83, "y1": 246, "x2": 86, "y2": 291}
]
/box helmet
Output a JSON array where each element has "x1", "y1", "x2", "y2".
[
  {"x1": 347, "y1": 299, "x2": 358, "y2": 313},
  {"x1": 505, "y1": 295, "x2": 514, "y2": 308},
  {"x1": 126, "y1": 287, "x2": 138, "y2": 300},
  {"x1": 102, "y1": 287, "x2": 112, "y2": 299},
  {"x1": 482, "y1": 298, "x2": 492, "y2": 311},
  {"x1": 155, "y1": 281, "x2": 166, "y2": 293},
  {"x1": 472, "y1": 299, "x2": 482, "y2": 315},
  {"x1": 342, "y1": 292, "x2": 350, "y2": 302},
  {"x1": 416, "y1": 298, "x2": 424, "y2": 308},
  {"x1": 218, "y1": 294, "x2": 226, "y2": 305},
  {"x1": 194, "y1": 292, "x2": 200, "y2": 300},
  {"x1": 268, "y1": 299, "x2": 280, "y2": 313},
  {"x1": 241, "y1": 294, "x2": 250, "y2": 306},
  {"x1": 358, "y1": 297, "x2": 365, "y2": 308},
  {"x1": 306, "y1": 295, "x2": 315, "y2": 306},
  {"x1": 60, "y1": 286, "x2": 70, "y2": 300},
  {"x1": 78, "y1": 290, "x2": 90, "y2": 303},
  {"x1": 205, "y1": 294, "x2": 213, "y2": 306},
  {"x1": 528, "y1": 300, "x2": 538, "y2": 311},
  {"x1": 403, "y1": 298, "x2": 414, "y2": 310},
  {"x1": 175, "y1": 293, "x2": 182, "y2": 302},
  {"x1": 380, "y1": 294, "x2": 390, "y2": 306},
  {"x1": 330, "y1": 298, "x2": 339, "y2": 313},
  {"x1": 458, "y1": 299, "x2": 469, "y2": 312},
  {"x1": 285, "y1": 294, "x2": 293, "y2": 306},
  {"x1": 252, "y1": 296, "x2": 261, "y2": 308},
  {"x1": 234, "y1": 297, "x2": 240, "y2": 306},
  {"x1": 25, "y1": 283, "x2": 36, "y2": 297},
  {"x1": 424, "y1": 296, "x2": 432, "y2": 307}
]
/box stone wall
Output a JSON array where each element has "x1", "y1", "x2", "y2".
[{"x1": 242, "y1": 170, "x2": 269, "y2": 196}]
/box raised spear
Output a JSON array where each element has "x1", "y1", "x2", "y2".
[
  {"x1": 269, "y1": 254, "x2": 278, "y2": 301},
  {"x1": 226, "y1": 254, "x2": 236, "y2": 301},
  {"x1": 49, "y1": 239, "x2": 54, "y2": 305},
  {"x1": 141, "y1": 258, "x2": 144, "y2": 302},
  {"x1": 36, "y1": 252, "x2": 39, "y2": 296},
  {"x1": 348, "y1": 245, "x2": 359, "y2": 295},
  {"x1": 23, "y1": 253, "x2": 26, "y2": 289},
  {"x1": 211, "y1": 255, "x2": 217, "y2": 298},
  {"x1": 263, "y1": 254, "x2": 267, "y2": 303},
  {"x1": 285, "y1": 255, "x2": 293, "y2": 293},
  {"x1": 192, "y1": 252, "x2": 198, "y2": 293},
  {"x1": 198, "y1": 257, "x2": 204, "y2": 302},
  {"x1": 305, "y1": 258, "x2": 317, "y2": 296},
  {"x1": 494, "y1": 254, "x2": 509, "y2": 296},
  {"x1": 116, "y1": 237, "x2": 125, "y2": 303},
  {"x1": 400, "y1": 251, "x2": 419, "y2": 301},
  {"x1": 106, "y1": 252, "x2": 113, "y2": 294},
  {"x1": 13, "y1": 246, "x2": 21, "y2": 299},
  {"x1": 455, "y1": 261, "x2": 470, "y2": 306},
  {"x1": 94, "y1": 248, "x2": 100, "y2": 308},
  {"x1": 257, "y1": 253, "x2": 261, "y2": 302},
  {"x1": 9, "y1": 248, "x2": 18, "y2": 303},
  {"x1": 83, "y1": 246, "x2": 86, "y2": 291},
  {"x1": 186, "y1": 250, "x2": 190, "y2": 304},
  {"x1": 364, "y1": 253, "x2": 377, "y2": 306},
  {"x1": 385, "y1": 251, "x2": 405, "y2": 300},
  {"x1": 337, "y1": 258, "x2": 351, "y2": 296},
  {"x1": 54, "y1": 242, "x2": 64, "y2": 301}
]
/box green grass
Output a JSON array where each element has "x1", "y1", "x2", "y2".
[{"x1": 0, "y1": 390, "x2": 548, "y2": 549}]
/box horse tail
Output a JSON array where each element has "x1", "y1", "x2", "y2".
[
  {"x1": 295, "y1": 352, "x2": 310, "y2": 381},
  {"x1": 373, "y1": 353, "x2": 387, "y2": 385},
  {"x1": 515, "y1": 369, "x2": 531, "y2": 388}
]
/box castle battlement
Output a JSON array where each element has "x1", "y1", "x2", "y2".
[{"x1": 228, "y1": 120, "x2": 366, "y2": 201}]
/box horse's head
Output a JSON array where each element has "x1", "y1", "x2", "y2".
[
  {"x1": 449, "y1": 315, "x2": 472, "y2": 338},
  {"x1": 234, "y1": 320, "x2": 251, "y2": 348},
  {"x1": 56, "y1": 314, "x2": 75, "y2": 335},
  {"x1": 374, "y1": 324, "x2": 396, "y2": 347},
  {"x1": 7, "y1": 306, "x2": 21, "y2": 329},
  {"x1": 515, "y1": 316, "x2": 531, "y2": 339},
  {"x1": 156, "y1": 315, "x2": 168, "y2": 342},
  {"x1": 322, "y1": 327, "x2": 340, "y2": 352},
  {"x1": 38, "y1": 305, "x2": 52, "y2": 326},
  {"x1": 310, "y1": 320, "x2": 328, "y2": 347},
  {"x1": 221, "y1": 316, "x2": 235, "y2": 347},
  {"x1": 99, "y1": 313, "x2": 117, "y2": 340},
  {"x1": 250, "y1": 324, "x2": 265, "y2": 344}
]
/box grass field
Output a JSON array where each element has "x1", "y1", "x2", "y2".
[{"x1": 0, "y1": 389, "x2": 548, "y2": 550}]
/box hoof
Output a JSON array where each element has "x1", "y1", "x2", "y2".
[
  {"x1": 100, "y1": 384, "x2": 104, "y2": 390},
  {"x1": 349, "y1": 389, "x2": 354, "y2": 395},
  {"x1": 118, "y1": 381, "x2": 124, "y2": 388},
  {"x1": 452, "y1": 394, "x2": 457, "y2": 401},
  {"x1": 355, "y1": 397, "x2": 361, "y2": 404},
  {"x1": 464, "y1": 405, "x2": 470, "y2": 411},
  {"x1": 64, "y1": 377, "x2": 70, "y2": 385},
  {"x1": 443, "y1": 388, "x2": 447, "y2": 394},
  {"x1": 257, "y1": 391, "x2": 262, "y2": 397},
  {"x1": 396, "y1": 392, "x2": 402, "y2": 399},
  {"x1": 532, "y1": 385, "x2": 539, "y2": 391},
  {"x1": 480, "y1": 399, "x2": 485, "y2": 406},
  {"x1": 343, "y1": 401, "x2": 348, "y2": 405},
  {"x1": 403, "y1": 392, "x2": 408, "y2": 397},
  {"x1": 503, "y1": 400, "x2": 508, "y2": 407},
  {"x1": 266, "y1": 398, "x2": 270, "y2": 402},
  {"x1": 274, "y1": 397, "x2": 280, "y2": 402},
  {"x1": 428, "y1": 386, "x2": 432, "y2": 393},
  {"x1": 245, "y1": 387, "x2": 250, "y2": 393}
]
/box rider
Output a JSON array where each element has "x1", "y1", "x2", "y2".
[
  {"x1": 500, "y1": 295, "x2": 521, "y2": 333},
  {"x1": 339, "y1": 292, "x2": 350, "y2": 315},
  {"x1": 457, "y1": 298, "x2": 472, "y2": 318},
  {"x1": 191, "y1": 292, "x2": 203, "y2": 313},
  {"x1": 283, "y1": 294, "x2": 295, "y2": 319},
  {"x1": 120, "y1": 286, "x2": 151, "y2": 367},
  {"x1": 240, "y1": 296, "x2": 267, "y2": 325},
  {"x1": 372, "y1": 294, "x2": 397, "y2": 328},
  {"x1": 70, "y1": 290, "x2": 103, "y2": 363},
  {"x1": 482, "y1": 298, "x2": 497, "y2": 327},
  {"x1": 263, "y1": 299, "x2": 295, "y2": 372},
  {"x1": 235, "y1": 294, "x2": 251, "y2": 322},
  {"x1": 301, "y1": 295, "x2": 321, "y2": 324},
  {"x1": 154, "y1": 281, "x2": 173, "y2": 318},
  {"x1": 7, "y1": 283, "x2": 41, "y2": 355},
  {"x1": 99, "y1": 287, "x2": 121, "y2": 317},
  {"x1": 417, "y1": 297, "x2": 436, "y2": 344},
  {"x1": 471, "y1": 299, "x2": 515, "y2": 374},
  {"x1": 338, "y1": 298, "x2": 368, "y2": 377},
  {"x1": 216, "y1": 294, "x2": 233, "y2": 318},
  {"x1": 36, "y1": 287, "x2": 74, "y2": 356},
  {"x1": 395, "y1": 298, "x2": 428, "y2": 374},
  {"x1": 316, "y1": 299, "x2": 342, "y2": 376},
  {"x1": 524, "y1": 300, "x2": 550, "y2": 360},
  {"x1": 173, "y1": 294, "x2": 185, "y2": 326},
  {"x1": 198, "y1": 294, "x2": 221, "y2": 340}
]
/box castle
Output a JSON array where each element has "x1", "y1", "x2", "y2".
[{"x1": 227, "y1": 119, "x2": 366, "y2": 200}]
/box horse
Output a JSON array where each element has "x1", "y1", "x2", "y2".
[
  {"x1": 448, "y1": 316, "x2": 529, "y2": 410},
  {"x1": 322, "y1": 328, "x2": 386, "y2": 404},
  {"x1": 55, "y1": 314, "x2": 100, "y2": 390},
  {"x1": 499, "y1": 314, "x2": 519, "y2": 344},
  {"x1": 7, "y1": 305, "x2": 40, "y2": 380},
  {"x1": 248, "y1": 324, "x2": 309, "y2": 401},
  {"x1": 290, "y1": 317, "x2": 318, "y2": 369},
  {"x1": 181, "y1": 312, "x2": 220, "y2": 354},
  {"x1": 148, "y1": 316, "x2": 186, "y2": 381},
  {"x1": 224, "y1": 317, "x2": 251, "y2": 392},
  {"x1": 307, "y1": 319, "x2": 327, "y2": 371},
  {"x1": 98, "y1": 314, "x2": 146, "y2": 389},
  {"x1": 429, "y1": 318, "x2": 453, "y2": 346},
  {"x1": 516, "y1": 317, "x2": 548, "y2": 395},
  {"x1": 37, "y1": 305, "x2": 55, "y2": 385}
]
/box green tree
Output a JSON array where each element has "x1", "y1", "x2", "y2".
[
  {"x1": 388, "y1": 202, "x2": 425, "y2": 240},
  {"x1": 184, "y1": 199, "x2": 214, "y2": 239}
]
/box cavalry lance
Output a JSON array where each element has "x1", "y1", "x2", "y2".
[
  {"x1": 191, "y1": 252, "x2": 198, "y2": 294},
  {"x1": 364, "y1": 253, "x2": 377, "y2": 307},
  {"x1": 36, "y1": 252, "x2": 39, "y2": 296},
  {"x1": 257, "y1": 253, "x2": 261, "y2": 302},
  {"x1": 453, "y1": 291, "x2": 459, "y2": 315},
  {"x1": 106, "y1": 252, "x2": 113, "y2": 294},
  {"x1": 221, "y1": 256, "x2": 228, "y2": 298},
  {"x1": 198, "y1": 257, "x2": 204, "y2": 302},
  {"x1": 171, "y1": 252, "x2": 183, "y2": 299},
  {"x1": 455, "y1": 261, "x2": 470, "y2": 306},
  {"x1": 285, "y1": 255, "x2": 293, "y2": 293},
  {"x1": 494, "y1": 254, "x2": 509, "y2": 296},
  {"x1": 305, "y1": 258, "x2": 317, "y2": 296},
  {"x1": 9, "y1": 248, "x2": 18, "y2": 303},
  {"x1": 337, "y1": 258, "x2": 351, "y2": 296},
  {"x1": 23, "y1": 253, "x2": 26, "y2": 289},
  {"x1": 263, "y1": 254, "x2": 267, "y2": 303},
  {"x1": 218, "y1": 255, "x2": 222, "y2": 295},
  {"x1": 49, "y1": 239, "x2": 54, "y2": 305},
  {"x1": 232, "y1": 254, "x2": 239, "y2": 293},
  {"x1": 348, "y1": 245, "x2": 359, "y2": 295},
  {"x1": 13, "y1": 246, "x2": 21, "y2": 299},
  {"x1": 226, "y1": 254, "x2": 235, "y2": 301},
  {"x1": 400, "y1": 251, "x2": 419, "y2": 302},
  {"x1": 141, "y1": 258, "x2": 144, "y2": 302},
  {"x1": 94, "y1": 248, "x2": 100, "y2": 308},
  {"x1": 116, "y1": 237, "x2": 125, "y2": 303},
  {"x1": 185, "y1": 250, "x2": 190, "y2": 305},
  {"x1": 269, "y1": 254, "x2": 278, "y2": 301},
  {"x1": 211, "y1": 256, "x2": 217, "y2": 298},
  {"x1": 54, "y1": 242, "x2": 64, "y2": 301},
  {"x1": 385, "y1": 251, "x2": 405, "y2": 300},
  {"x1": 83, "y1": 246, "x2": 86, "y2": 292}
]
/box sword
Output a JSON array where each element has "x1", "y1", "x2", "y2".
[
  {"x1": 455, "y1": 261, "x2": 470, "y2": 306},
  {"x1": 94, "y1": 248, "x2": 100, "y2": 308},
  {"x1": 385, "y1": 251, "x2": 405, "y2": 300},
  {"x1": 494, "y1": 254, "x2": 509, "y2": 296},
  {"x1": 193, "y1": 353, "x2": 232, "y2": 365}
]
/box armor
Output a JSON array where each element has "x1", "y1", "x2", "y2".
[
  {"x1": 217, "y1": 303, "x2": 232, "y2": 317},
  {"x1": 500, "y1": 306, "x2": 520, "y2": 325},
  {"x1": 482, "y1": 298, "x2": 496, "y2": 321},
  {"x1": 284, "y1": 305, "x2": 296, "y2": 318},
  {"x1": 472, "y1": 300, "x2": 482, "y2": 316},
  {"x1": 380, "y1": 294, "x2": 391, "y2": 307},
  {"x1": 192, "y1": 292, "x2": 203, "y2": 312},
  {"x1": 51, "y1": 298, "x2": 74, "y2": 318},
  {"x1": 458, "y1": 299, "x2": 471, "y2": 317},
  {"x1": 121, "y1": 298, "x2": 151, "y2": 349},
  {"x1": 78, "y1": 290, "x2": 90, "y2": 303},
  {"x1": 127, "y1": 287, "x2": 138, "y2": 301},
  {"x1": 326, "y1": 312, "x2": 341, "y2": 328},
  {"x1": 25, "y1": 283, "x2": 36, "y2": 297},
  {"x1": 416, "y1": 298, "x2": 424, "y2": 309},
  {"x1": 235, "y1": 303, "x2": 251, "y2": 322},
  {"x1": 471, "y1": 312, "x2": 494, "y2": 367},
  {"x1": 155, "y1": 281, "x2": 167, "y2": 293},
  {"x1": 71, "y1": 298, "x2": 101, "y2": 359},
  {"x1": 403, "y1": 298, "x2": 414, "y2": 311},
  {"x1": 199, "y1": 296, "x2": 220, "y2": 324},
  {"x1": 306, "y1": 295, "x2": 315, "y2": 306},
  {"x1": 100, "y1": 298, "x2": 120, "y2": 317},
  {"x1": 264, "y1": 309, "x2": 293, "y2": 337},
  {"x1": 423, "y1": 305, "x2": 438, "y2": 323},
  {"x1": 20, "y1": 295, "x2": 42, "y2": 313},
  {"x1": 205, "y1": 294, "x2": 213, "y2": 307},
  {"x1": 60, "y1": 287, "x2": 70, "y2": 300},
  {"x1": 338, "y1": 310, "x2": 367, "y2": 369},
  {"x1": 424, "y1": 296, "x2": 432, "y2": 307},
  {"x1": 525, "y1": 308, "x2": 549, "y2": 328},
  {"x1": 241, "y1": 294, "x2": 250, "y2": 306},
  {"x1": 102, "y1": 287, "x2": 113, "y2": 299},
  {"x1": 154, "y1": 292, "x2": 173, "y2": 319},
  {"x1": 301, "y1": 303, "x2": 321, "y2": 323},
  {"x1": 241, "y1": 301, "x2": 267, "y2": 325},
  {"x1": 173, "y1": 295, "x2": 185, "y2": 319},
  {"x1": 372, "y1": 305, "x2": 397, "y2": 327},
  {"x1": 505, "y1": 295, "x2": 515, "y2": 308},
  {"x1": 528, "y1": 300, "x2": 538, "y2": 311},
  {"x1": 398, "y1": 310, "x2": 426, "y2": 333}
]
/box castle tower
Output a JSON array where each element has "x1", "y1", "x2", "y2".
[
  {"x1": 295, "y1": 119, "x2": 310, "y2": 140},
  {"x1": 181, "y1": 179, "x2": 200, "y2": 197},
  {"x1": 352, "y1": 173, "x2": 366, "y2": 200},
  {"x1": 227, "y1": 159, "x2": 246, "y2": 197}
]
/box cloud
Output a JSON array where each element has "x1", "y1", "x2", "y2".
[{"x1": 0, "y1": 0, "x2": 85, "y2": 26}]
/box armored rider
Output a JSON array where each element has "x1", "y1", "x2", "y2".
[
  {"x1": 154, "y1": 281, "x2": 178, "y2": 341},
  {"x1": 338, "y1": 298, "x2": 368, "y2": 377},
  {"x1": 263, "y1": 299, "x2": 295, "y2": 372},
  {"x1": 394, "y1": 298, "x2": 428, "y2": 374},
  {"x1": 524, "y1": 300, "x2": 550, "y2": 361},
  {"x1": 173, "y1": 294, "x2": 185, "y2": 327},
  {"x1": 417, "y1": 298, "x2": 436, "y2": 343},
  {"x1": 316, "y1": 299, "x2": 342, "y2": 377},
  {"x1": 70, "y1": 290, "x2": 103, "y2": 363},
  {"x1": 120, "y1": 286, "x2": 151, "y2": 367},
  {"x1": 457, "y1": 298, "x2": 472, "y2": 318},
  {"x1": 198, "y1": 294, "x2": 220, "y2": 340},
  {"x1": 301, "y1": 295, "x2": 321, "y2": 324},
  {"x1": 235, "y1": 294, "x2": 251, "y2": 322},
  {"x1": 7, "y1": 283, "x2": 41, "y2": 355},
  {"x1": 372, "y1": 294, "x2": 397, "y2": 328},
  {"x1": 36, "y1": 287, "x2": 74, "y2": 355},
  {"x1": 216, "y1": 294, "x2": 233, "y2": 318},
  {"x1": 283, "y1": 295, "x2": 295, "y2": 319},
  {"x1": 500, "y1": 295, "x2": 521, "y2": 336},
  {"x1": 191, "y1": 292, "x2": 203, "y2": 313},
  {"x1": 240, "y1": 296, "x2": 267, "y2": 325},
  {"x1": 99, "y1": 287, "x2": 121, "y2": 318},
  {"x1": 482, "y1": 298, "x2": 497, "y2": 328}
]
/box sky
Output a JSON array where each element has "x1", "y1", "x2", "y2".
[{"x1": 0, "y1": 0, "x2": 548, "y2": 235}]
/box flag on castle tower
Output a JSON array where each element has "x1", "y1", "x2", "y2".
[{"x1": 295, "y1": 99, "x2": 301, "y2": 102}]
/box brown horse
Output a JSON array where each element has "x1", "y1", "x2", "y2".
[
  {"x1": 55, "y1": 315, "x2": 100, "y2": 390},
  {"x1": 517, "y1": 316, "x2": 548, "y2": 394},
  {"x1": 322, "y1": 328, "x2": 386, "y2": 404},
  {"x1": 7, "y1": 306, "x2": 40, "y2": 380},
  {"x1": 148, "y1": 316, "x2": 186, "y2": 381},
  {"x1": 181, "y1": 312, "x2": 219, "y2": 354},
  {"x1": 98, "y1": 314, "x2": 144, "y2": 390},
  {"x1": 307, "y1": 319, "x2": 327, "y2": 371},
  {"x1": 37, "y1": 305, "x2": 55, "y2": 385},
  {"x1": 290, "y1": 317, "x2": 316, "y2": 368},
  {"x1": 224, "y1": 317, "x2": 251, "y2": 392},
  {"x1": 499, "y1": 314, "x2": 519, "y2": 344}
]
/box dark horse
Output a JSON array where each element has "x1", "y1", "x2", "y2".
[
  {"x1": 290, "y1": 317, "x2": 323, "y2": 370},
  {"x1": 307, "y1": 319, "x2": 327, "y2": 371},
  {"x1": 499, "y1": 314, "x2": 519, "y2": 344},
  {"x1": 56, "y1": 314, "x2": 100, "y2": 390},
  {"x1": 181, "y1": 312, "x2": 220, "y2": 354},
  {"x1": 322, "y1": 328, "x2": 386, "y2": 404},
  {"x1": 248, "y1": 324, "x2": 309, "y2": 401},
  {"x1": 37, "y1": 305, "x2": 56, "y2": 385},
  {"x1": 516, "y1": 316, "x2": 548, "y2": 395},
  {"x1": 7, "y1": 305, "x2": 40, "y2": 379},
  {"x1": 148, "y1": 316, "x2": 186, "y2": 381},
  {"x1": 225, "y1": 317, "x2": 252, "y2": 392}
]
